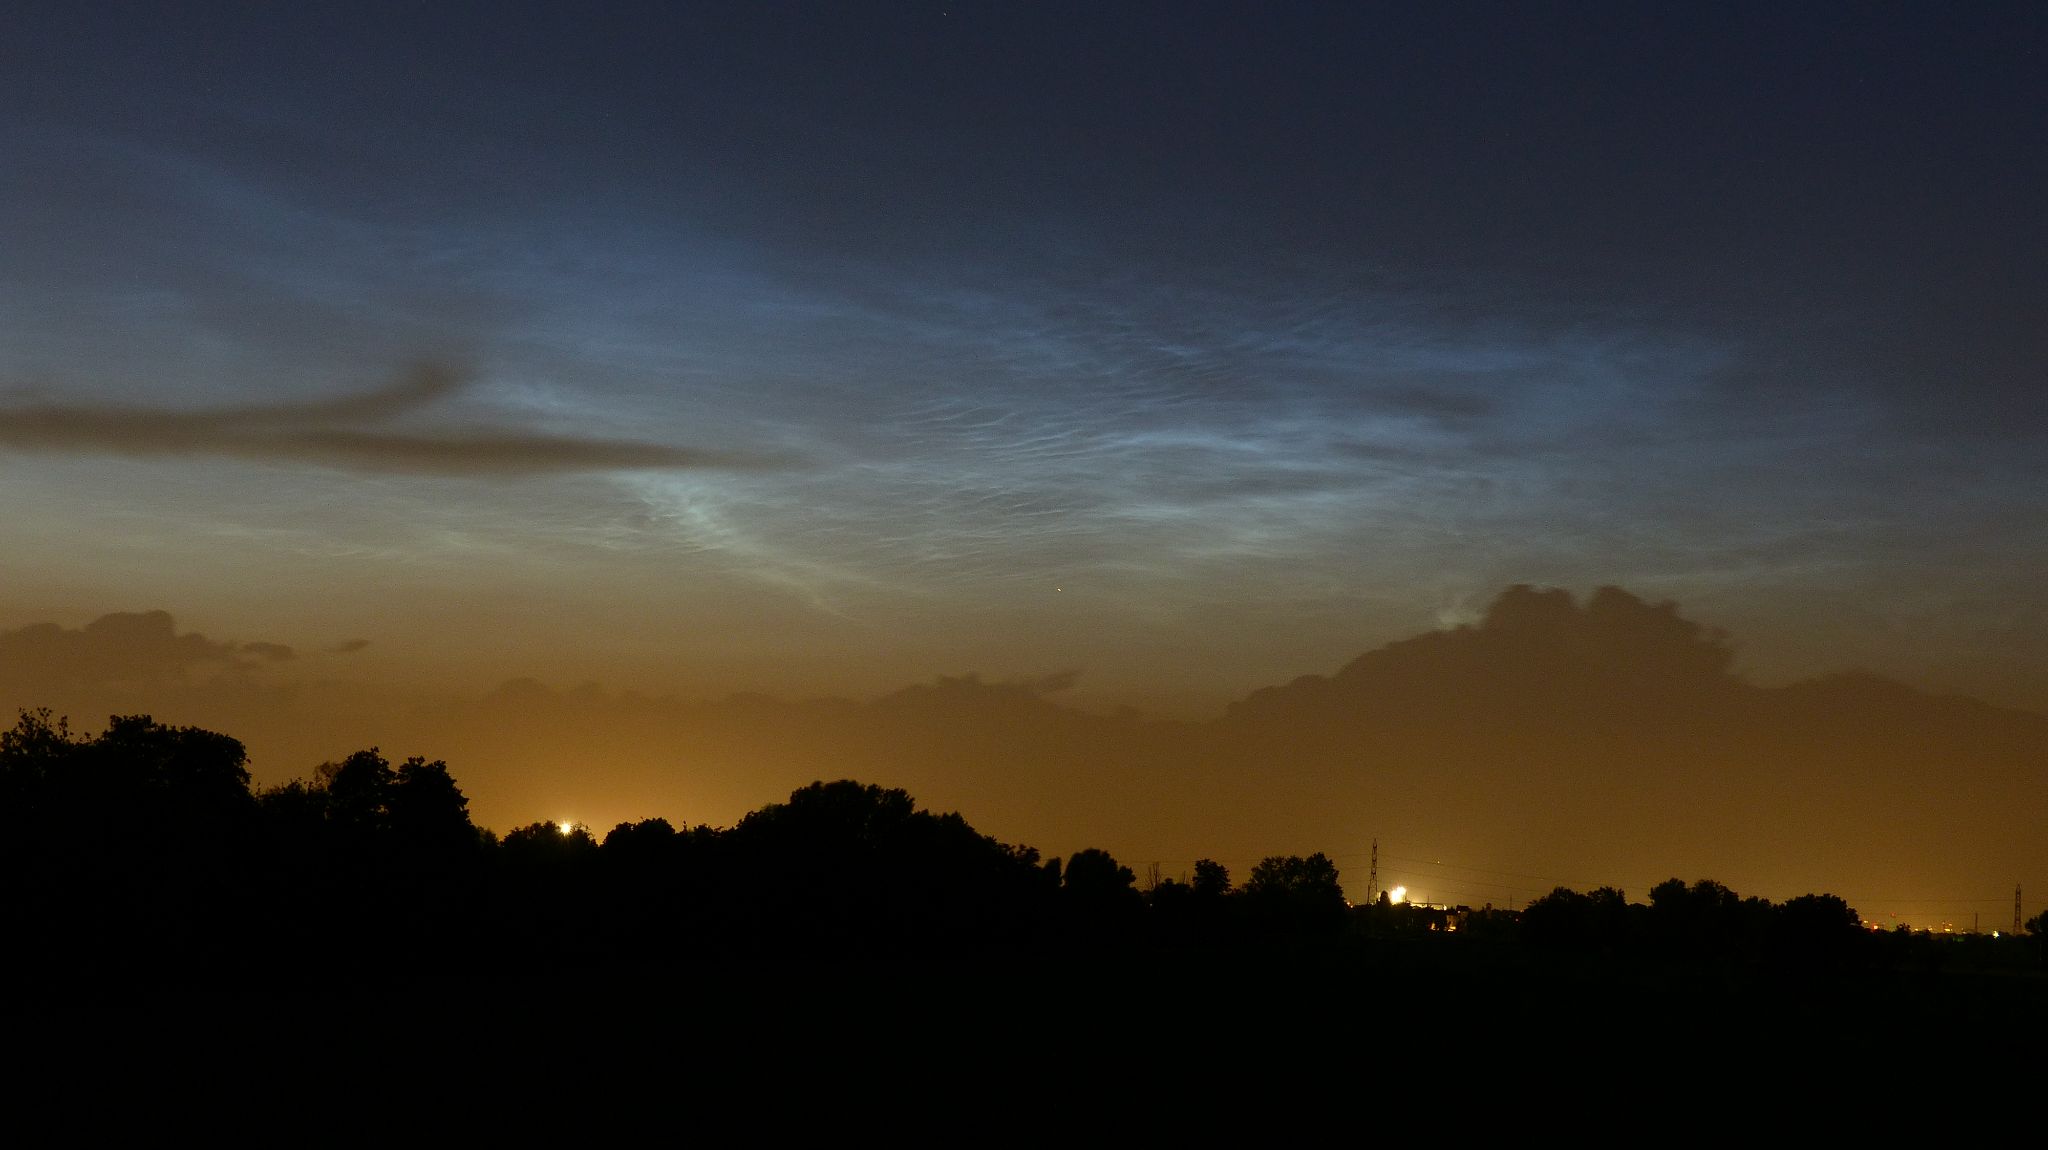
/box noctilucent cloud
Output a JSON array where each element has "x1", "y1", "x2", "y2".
[{"x1": 3, "y1": 6, "x2": 2044, "y2": 714}]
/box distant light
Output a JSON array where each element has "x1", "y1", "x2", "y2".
[
  {"x1": 1389, "y1": 885, "x2": 1407, "y2": 904},
  {"x1": 557, "y1": 821, "x2": 575, "y2": 836}
]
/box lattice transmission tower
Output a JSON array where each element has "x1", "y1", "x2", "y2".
[{"x1": 1366, "y1": 838, "x2": 1379, "y2": 905}]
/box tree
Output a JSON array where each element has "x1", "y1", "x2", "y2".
[
  {"x1": 1648, "y1": 878, "x2": 1689, "y2": 911},
  {"x1": 388, "y1": 756, "x2": 477, "y2": 852},
  {"x1": 1778, "y1": 893, "x2": 1858, "y2": 934},
  {"x1": 735, "y1": 780, "x2": 917, "y2": 847},
  {"x1": 1774, "y1": 893, "x2": 1862, "y2": 963},
  {"x1": 317, "y1": 748, "x2": 397, "y2": 833},
  {"x1": 1649, "y1": 877, "x2": 1737, "y2": 916},
  {"x1": 0, "y1": 709, "x2": 79, "y2": 820},
  {"x1": 0, "y1": 714, "x2": 261, "y2": 971},
  {"x1": 1, "y1": 707, "x2": 76, "y2": 766},
  {"x1": 502, "y1": 820, "x2": 599, "y2": 865},
  {"x1": 1062, "y1": 848, "x2": 1137, "y2": 899},
  {"x1": 1241, "y1": 853, "x2": 1346, "y2": 937},
  {"x1": 1191, "y1": 858, "x2": 1231, "y2": 898},
  {"x1": 90, "y1": 715, "x2": 251, "y2": 803},
  {"x1": 1243, "y1": 853, "x2": 1343, "y2": 912},
  {"x1": 1520, "y1": 885, "x2": 1630, "y2": 948},
  {"x1": 1646, "y1": 877, "x2": 1766, "y2": 955},
  {"x1": 603, "y1": 817, "x2": 678, "y2": 856}
]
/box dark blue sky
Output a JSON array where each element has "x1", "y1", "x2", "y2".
[{"x1": 3, "y1": 3, "x2": 2043, "y2": 712}]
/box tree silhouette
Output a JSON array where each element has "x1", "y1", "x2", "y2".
[
  {"x1": 1, "y1": 711, "x2": 262, "y2": 974},
  {"x1": 1773, "y1": 892, "x2": 1862, "y2": 965},
  {"x1": 1191, "y1": 858, "x2": 1231, "y2": 898},
  {"x1": 388, "y1": 756, "x2": 479, "y2": 853},
  {"x1": 1521, "y1": 885, "x2": 1630, "y2": 948},
  {"x1": 1062, "y1": 848, "x2": 1137, "y2": 898},
  {"x1": 317, "y1": 748, "x2": 397, "y2": 834},
  {"x1": 1244, "y1": 853, "x2": 1342, "y2": 908},
  {"x1": 1239, "y1": 852, "x2": 1346, "y2": 939},
  {"x1": 1057, "y1": 847, "x2": 1141, "y2": 939},
  {"x1": 602, "y1": 816, "x2": 679, "y2": 858},
  {"x1": 0, "y1": 708, "x2": 1998, "y2": 1010},
  {"x1": 90, "y1": 714, "x2": 252, "y2": 813},
  {"x1": 503, "y1": 819, "x2": 599, "y2": 860},
  {"x1": 715, "y1": 780, "x2": 1052, "y2": 952}
]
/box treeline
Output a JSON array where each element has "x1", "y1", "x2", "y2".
[
  {"x1": 0, "y1": 710, "x2": 1348, "y2": 985},
  {"x1": 3, "y1": 711, "x2": 2039, "y2": 993},
  {"x1": 1515, "y1": 881, "x2": 1864, "y2": 961}
]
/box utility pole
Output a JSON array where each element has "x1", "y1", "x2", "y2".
[
  {"x1": 1366, "y1": 838, "x2": 1379, "y2": 904},
  {"x1": 2017, "y1": 884, "x2": 2024, "y2": 935}
]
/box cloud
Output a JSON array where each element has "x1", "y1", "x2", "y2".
[
  {"x1": 0, "y1": 363, "x2": 784, "y2": 477},
  {"x1": 328, "y1": 639, "x2": 371, "y2": 655},
  {"x1": 0, "y1": 611, "x2": 287, "y2": 691},
  {"x1": 239, "y1": 641, "x2": 296, "y2": 662},
  {"x1": 1025, "y1": 669, "x2": 1082, "y2": 695}
]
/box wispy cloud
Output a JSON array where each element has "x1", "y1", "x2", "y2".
[{"x1": 0, "y1": 363, "x2": 782, "y2": 476}]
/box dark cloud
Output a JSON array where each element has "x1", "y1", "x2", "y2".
[
  {"x1": 328, "y1": 639, "x2": 371, "y2": 655},
  {"x1": 0, "y1": 611, "x2": 285, "y2": 690},
  {"x1": 239, "y1": 641, "x2": 295, "y2": 663},
  {"x1": 0, "y1": 364, "x2": 784, "y2": 477},
  {"x1": 1026, "y1": 669, "x2": 1081, "y2": 695}
]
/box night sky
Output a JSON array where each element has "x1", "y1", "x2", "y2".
[{"x1": 3, "y1": 5, "x2": 2044, "y2": 918}]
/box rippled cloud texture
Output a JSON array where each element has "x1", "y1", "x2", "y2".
[{"x1": 2, "y1": 6, "x2": 2043, "y2": 715}]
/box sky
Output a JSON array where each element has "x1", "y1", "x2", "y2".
[{"x1": 2, "y1": 5, "x2": 2044, "y2": 917}]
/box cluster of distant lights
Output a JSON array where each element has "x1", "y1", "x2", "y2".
[
  {"x1": 536, "y1": 834, "x2": 1484, "y2": 923},
  {"x1": 1860, "y1": 917, "x2": 2016, "y2": 938},
  {"x1": 524, "y1": 848, "x2": 2037, "y2": 943},
  {"x1": 539, "y1": 832, "x2": 1453, "y2": 913},
  {"x1": 542, "y1": 832, "x2": 1440, "y2": 912},
  {"x1": 544, "y1": 829, "x2": 1442, "y2": 908},
  {"x1": 520, "y1": 848, "x2": 2032, "y2": 942}
]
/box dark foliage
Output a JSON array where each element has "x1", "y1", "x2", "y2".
[{"x1": 3, "y1": 708, "x2": 2034, "y2": 1015}]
